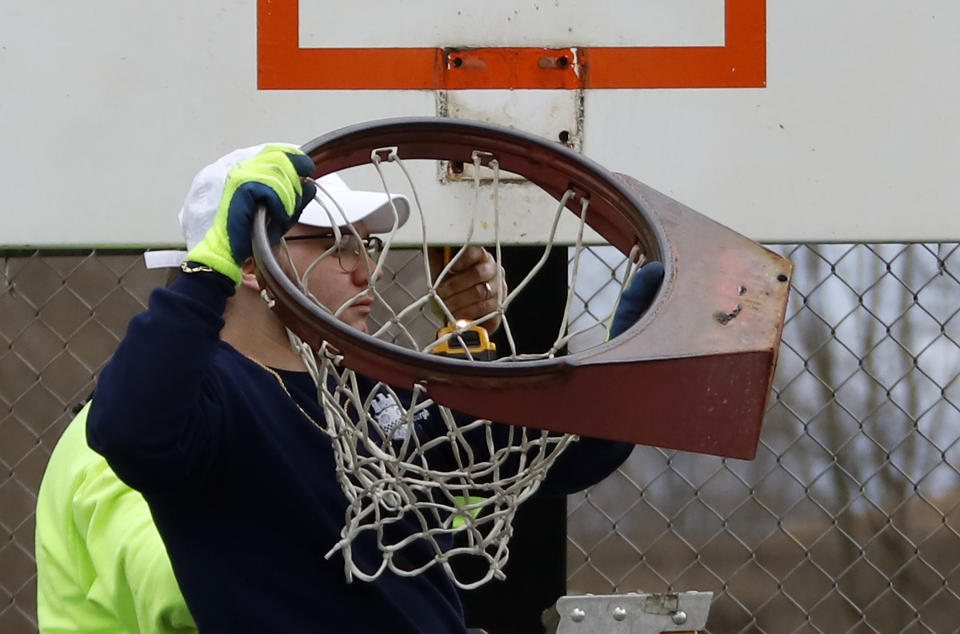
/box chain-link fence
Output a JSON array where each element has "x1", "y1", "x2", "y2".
[
  {"x1": 568, "y1": 243, "x2": 960, "y2": 633},
  {"x1": 3, "y1": 244, "x2": 959, "y2": 633}
]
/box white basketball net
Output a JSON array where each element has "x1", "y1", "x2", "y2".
[{"x1": 274, "y1": 149, "x2": 643, "y2": 589}]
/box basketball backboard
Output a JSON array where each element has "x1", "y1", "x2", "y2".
[
  {"x1": 260, "y1": 0, "x2": 762, "y2": 90},
  {"x1": 3, "y1": 0, "x2": 959, "y2": 247}
]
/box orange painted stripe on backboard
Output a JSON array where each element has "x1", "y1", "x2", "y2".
[
  {"x1": 583, "y1": 0, "x2": 767, "y2": 88},
  {"x1": 258, "y1": 0, "x2": 765, "y2": 90}
]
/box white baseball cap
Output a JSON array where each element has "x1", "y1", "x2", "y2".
[
  {"x1": 301, "y1": 172, "x2": 410, "y2": 236},
  {"x1": 145, "y1": 143, "x2": 410, "y2": 269}
]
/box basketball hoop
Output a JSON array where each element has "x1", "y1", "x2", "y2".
[{"x1": 251, "y1": 117, "x2": 791, "y2": 587}]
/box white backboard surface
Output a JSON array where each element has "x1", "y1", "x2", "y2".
[
  {"x1": 2, "y1": 1, "x2": 958, "y2": 247},
  {"x1": 300, "y1": 0, "x2": 725, "y2": 48}
]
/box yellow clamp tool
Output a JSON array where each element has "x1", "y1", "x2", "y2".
[{"x1": 432, "y1": 247, "x2": 497, "y2": 361}]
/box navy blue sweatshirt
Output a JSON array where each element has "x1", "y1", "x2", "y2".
[{"x1": 87, "y1": 271, "x2": 632, "y2": 633}]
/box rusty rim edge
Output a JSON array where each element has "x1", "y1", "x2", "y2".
[{"x1": 252, "y1": 117, "x2": 668, "y2": 381}]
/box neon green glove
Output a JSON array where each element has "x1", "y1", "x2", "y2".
[{"x1": 186, "y1": 144, "x2": 316, "y2": 284}]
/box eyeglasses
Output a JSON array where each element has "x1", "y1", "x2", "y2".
[{"x1": 284, "y1": 232, "x2": 383, "y2": 273}]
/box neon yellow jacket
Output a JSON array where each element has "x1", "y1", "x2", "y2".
[{"x1": 35, "y1": 402, "x2": 197, "y2": 634}]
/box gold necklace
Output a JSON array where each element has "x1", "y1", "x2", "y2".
[{"x1": 245, "y1": 355, "x2": 328, "y2": 431}]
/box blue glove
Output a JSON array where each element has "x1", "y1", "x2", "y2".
[
  {"x1": 186, "y1": 145, "x2": 316, "y2": 284},
  {"x1": 609, "y1": 262, "x2": 665, "y2": 339}
]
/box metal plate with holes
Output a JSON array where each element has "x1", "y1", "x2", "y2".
[
  {"x1": 440, "y1": 89, "x2": 584, "y2": 183},
  {"x1": 551, "y1": 592, "x2": 712, "y2": 634}
]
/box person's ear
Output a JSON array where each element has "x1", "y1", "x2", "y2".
[{"x1": 239, "y1": 257, "x2": 260, "y2": 292}]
